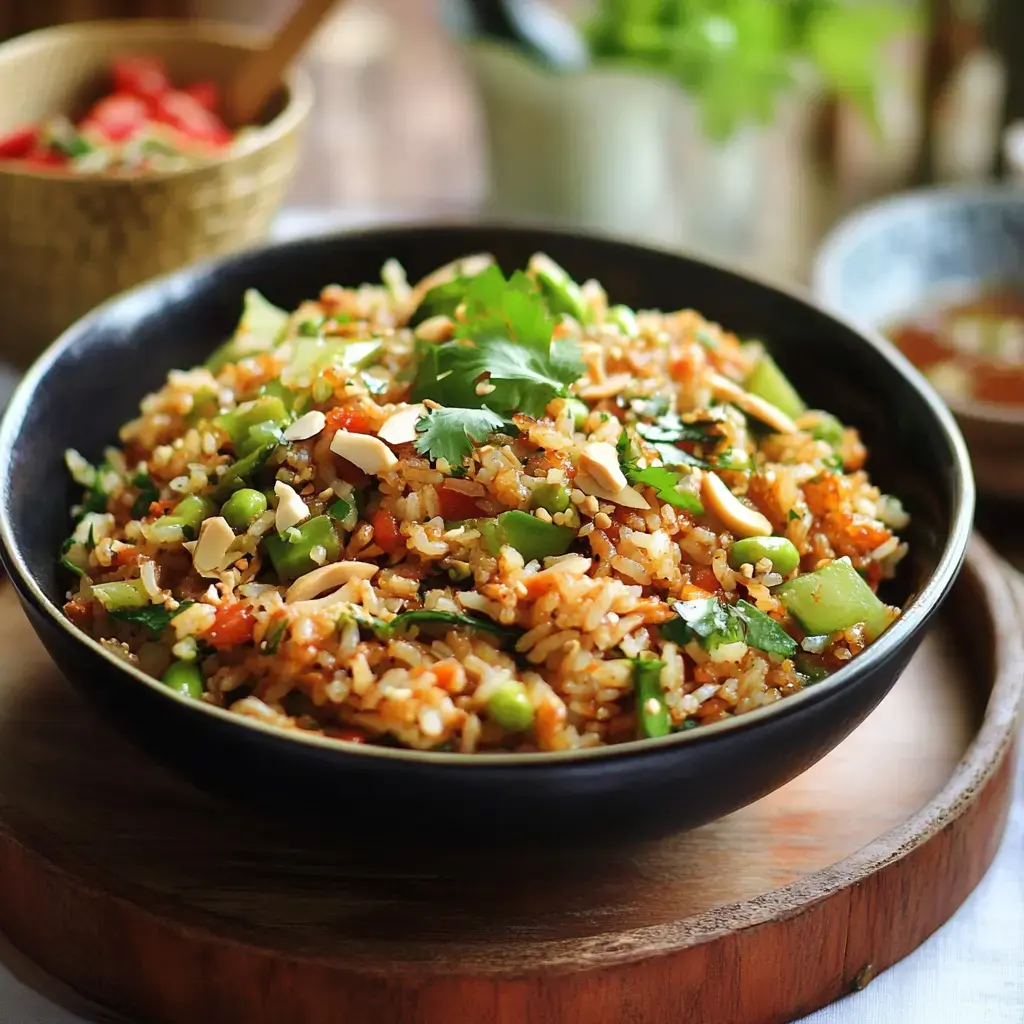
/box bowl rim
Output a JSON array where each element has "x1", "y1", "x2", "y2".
[
  {"x1": 0, "y1": 218, "x2": 977, "y2": 767},
  {"x1": 812, "y1": 183, "x2": 1024, "y2": 429},
  {"x1": 0, "y1": 18, "x2": 314, "y2": 185}
]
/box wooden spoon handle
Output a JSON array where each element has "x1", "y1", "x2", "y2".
[{"x1": 225, "y1": 0, "x2": 342, "y2": 127}]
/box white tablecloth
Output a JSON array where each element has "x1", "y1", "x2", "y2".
[{"x1": 1, "y1": 210, "x2": 1020, "y2": 1022}]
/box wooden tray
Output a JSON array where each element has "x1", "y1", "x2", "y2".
[{"x1": 0, "y1": 536, "x2": 1019, "y2": 1024}]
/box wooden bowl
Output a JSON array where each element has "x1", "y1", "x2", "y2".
[
  {"x1": 813, "y1": 186, "x2": 1024, "y2": 501},
  {"x1": 0, "y1": 224, "x2": 975, "y2": 846},
  {"x1": 0, "y1": 19, "x2": 313, "y2": 367}
]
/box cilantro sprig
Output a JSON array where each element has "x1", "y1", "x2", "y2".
[
  {"x1": 410, "y1": 264, "x2": 585, "y2": 465},
  {"x1": 616, "y1": 430, "x2": 705, "y2": 513}
]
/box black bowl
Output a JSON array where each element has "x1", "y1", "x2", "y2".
[{"x1": 0, "y1": 224, "x2": 974, "y2": 846}]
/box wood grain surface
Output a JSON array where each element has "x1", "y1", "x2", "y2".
[{"x1": 0, "y1": 536, "x2": 1017, "y2": 1024}]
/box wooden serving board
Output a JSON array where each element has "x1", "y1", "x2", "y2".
[{"x1": 0, "y1": 537, "x2": 1019, "y2": 1024}]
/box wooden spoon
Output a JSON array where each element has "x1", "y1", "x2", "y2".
[{"x1": 224, "y1": 0, "x2": 344, "y2": 127}]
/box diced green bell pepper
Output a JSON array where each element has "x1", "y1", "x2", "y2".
[
  {"x1": 606, "y1": 304, "x2": 639, "y2": 338},
  {"x1": 530, "y1": 253, "x2": 589, "y2": 323},
  {"x1": 214, "y1": 397, "x2": 290, "y2": 454},
  {"x1": 92, "y1": 578, "x2": 150, "y2": 611},
  {"x1": 212, "y1": 441, "x2": 279, "y2": 502},
  {"x1": 634, "y1": 658, "x2": 670, "y2": 739},
  {"x1": 206, "y1": 289, "x2": 289, "y2": 373},
  {"x1": 263, "y1": 515, "x2": 341, "y2": 583},
  {"x1": 777, "y1": 557, "x2": 891, "y2": 638},
  {"x1": 474, "y1": 510, "x2": 576, "y2": 563},
  {"x1": 745, "y1": 352, "x2": 806, "y2": 420}
]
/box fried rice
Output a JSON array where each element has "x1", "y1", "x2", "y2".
[{"x1": 59, "y1": 252, "x2": 910, "y2": 754}]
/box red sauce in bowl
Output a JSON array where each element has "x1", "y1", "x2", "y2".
[{"x1": 888, "y1": 286, "x2": 1024, "y2": 408}]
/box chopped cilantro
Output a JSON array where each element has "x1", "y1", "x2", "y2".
[
  {"x1": 636, "y1": 414, "x2": 721, "y2": 446},
  {"x1": 130, "y1": 472, "x2": 159, "y2": 519},
  {"x1": 109, "y1": 600, "x2": 194, "y2": 639},
  {"x1": 662, "y1": 597, "x2": 797, "y2": 658},
  {"x1": 617, "y1": 430, "x2": 705, "y2": 513},
  {"x1": 359, "y1": 372, "x2": 388, "y2": 395},
  {"x1": 413, "y1": 407, "x2": 508, "y2": 466},
  {"x1": 734, "y1": 600, "x2": 798, "y2": 657},
  {"x1": 260, "y1": 616, "x2": 289, "y2": 655},
  {"x1": 327, "y1": 497, "x2": 358, "y2": 531},
  {"x1": 630, "y1": 466, "x2": 705, "y2": 512},
  {"x1": 382, "y1": 609, "x2": 522, "y2": 642}
]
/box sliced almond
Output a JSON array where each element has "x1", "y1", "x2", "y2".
[
  {"x1": 192, "y1": 516, "x2": 236, "y2": 576},
  {"x1": 286, "y1": 561, "x2": 380, "y2": 603},
  {"x1": 702, "y1": 472, "x2": 772, "y2": 538},
  {"x1": 413, "y1": 316, "x2": 454, "y2": 343},
  {"x1": 575, "y1": 471, "x2": 651, "y2": 510},
  {"x1": 330, "y1": 430, "x2": 399, "y2": 475},
  {"x1": 580, "y1": 441, "x2": 627, "y2": 493},
  {"x1": 708, "y1": 372, "x2": 797, "y2": 434},
  {"x1": 283, "y1": 410, "x2": 327, "y2": 442},
  {"x1": 377, "y1": 404, "x2": 426, "y2": 446},
  {"x1": 274, "y1": 481, "x2": 310, "y2": 534}
]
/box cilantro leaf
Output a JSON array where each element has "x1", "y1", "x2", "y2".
[
  {"x1": 413, "y1": 407, "x2": 507, "y2": 465},
  {"x1": 630, "y1": 466, "x2": 704, "y2": 513},
  {"x1": 734, "y1": 600, "x2": 798, "y2": 658},
  {"x1": 109, "y1": 600, "x2": 194, "y2": 639},
  {"x1": 616, "y1": 430, "x2": 704, "y2": 512},
  {"x1": 662, "y1": 597, "x2": 796, "y2": 658}
]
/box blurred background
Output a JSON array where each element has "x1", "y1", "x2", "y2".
[{"x1": 3, "y1": 0, "x2": 1021, "y2": 285}]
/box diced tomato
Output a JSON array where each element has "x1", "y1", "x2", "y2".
[
  {"x1": 23, "y1": 147, "x2": 66, "y2": 168},
  {"x1": 0, "y1": 126, "x2": 37, "y2": 159},
  {"x1": 438, "y1": 487, "x2": 481, "y2": 521},
  {"x1": 85, "y1": 93, "x2": 148, "y2": 142},
  {"x1": 371, "y1": 508, "x2": 403, "y2": 555},
  {"x1": 184, "y1": 80, "x2": 221, "y2": 112},
  {"x1": 153, "y1": 91, "x2": 231, "y2": 146},
  {"x1": 112, "y1": 54, "x2": 170, "y2": 104},
  {"x1": 325, "y1": 406, "x2": 372, "y2": 435},
  {"x1": 204, "y1": 602, "x2": 256, "y2": 649}
]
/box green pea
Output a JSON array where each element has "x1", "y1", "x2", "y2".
[
  {"x1": 487, "y1": 681, "x2": 535, "y2": 732},
  {"x1": 728, "y1": 536, "x2": 800, "y2": 575},
  {"x1": 565, "y1": 397, "x2": 589, "y2": 429},
  {"x1": 221, "y1": 488, "x2": 268, "y2": 530},
  {"x1": 530, "y1": 482, "x2": 571, "y2": 515},
  {"x1": 161, "y1": 660, "x2": 204, "y2": 699}
]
